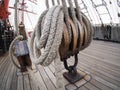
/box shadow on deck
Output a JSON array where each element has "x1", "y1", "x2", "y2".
[{"x1": 0, "y1": 40, "x2": 120, "y2": 90}]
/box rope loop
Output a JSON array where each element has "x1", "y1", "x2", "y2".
[{"x1": 29, "y1": 6, "x2": 64, "y2": 66}]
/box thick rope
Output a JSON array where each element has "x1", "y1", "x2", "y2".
[
  {"x1": 29, "y1": 6, "x2": 64, "y2": 66},
  {"x1": 45, "y1": 0, "x2": 49, "y2": 9},
  {"x1": 57, "y1": 0, "x2": 60, "y2": 5},
  {"x1": 61, "y1": 0, "x2": 72, "y2": 43},
  {"x1": 52, "y1": 0, "x2": 55, "y2": 5},
  {"x1": 29, "y1": 6, "x2": 65, "y2": 90},
  {"x1": 74, "y1": 0, "x2": 82, "y2": 24},
  {"x1": 41, "y1": 6, "x2": 63, "y2": 66}
]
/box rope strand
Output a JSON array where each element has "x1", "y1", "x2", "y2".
[
  {"x1": 52, "y1": 0, "x2": 55, "y2": 5},
  {"x1": 45, "y1": 0, "x2": 49, "y2": 9},
  {"x1": 57, "y1": 0, "x2": 60, "y2": 5},
  {"x1": 61, "y1": 0, "x2": 72, "y2": 42},
  {"x1": 74, "y1": 0, "x2": 82, "y2": 24}
]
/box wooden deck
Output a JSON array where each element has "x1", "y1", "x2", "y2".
[{"x1": 0, "y1": 40, "x2": 120, "y2": 90}]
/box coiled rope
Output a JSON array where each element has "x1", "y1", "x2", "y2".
[{"x1": 30, "y1": 6, "x2": 63, "y2": 66}]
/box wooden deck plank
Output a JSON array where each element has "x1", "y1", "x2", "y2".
[
  {"x1": 5, "y1": 65, "x2": 15, "y2": 90},
  {"x1": 81, "y1": 55, "x2": 120, "y2": 78},
  {"x1": 78, "y1": 86, "x2": 89, "y2": 90},
  {"x1": 23, "y1": 75, "x2": 31, "y2": 90},
  {"x1": 90, "y1": 79, "x2": 113, "y2": 90},
  {"x1": 74, "y1": 61, "x2": 120, "y2": 90},
  {"x1": 0, "y1": 56, "x2": 8, "y2": 76},
  {"x1": 83, "y1": 47, "x2": 120, "y2": 61},
  {"x1": 65, "y1": 84, "x2": 77, "y2": 90},
  {"x1": 37, "y1": 65, "x2": 56, "y2": 90},
  {"x1": 0, "y1": 40, "x2": 120, "y2": 90},
  {"x1": 82, "y1": 49, "x2": 120, "y2": 67},
  {"x1": 44, "y1": 67, "x2": 56, "y2": 87},
  {"x1": 10, "y1": 67, "x2": 17, "y2": 90},
  {"x1": 0, "y1": 55, "x2": 7, "y2": 65},
  {"x1": 0, "y1": 57, "x2": 11, "y2": 88},
  {"x1": 28, "y1": 74, "x2": 39, "y2": 90},
  {"x1": 84, "y1": 82, "x2": 101, "y2": 90},
  {"x1": 76, "y1": 53, "x2": 120, "y2": 80},
  {"x1": 80, "y1": 52, "x2": 120, "y2": 73},
  {"x1": 89, "y1": 44, "x2": 120, "y2": 57},
  {"x1": 17, "y1": 72, "x2": 24, "y2": 90},
  {"x1": 0, "y1": 59, "x2": 12, "y2": 90},
  {"x1": 92, "y1": 40, "x2": 120, "y2": 49},
  {"x1": 30, "y1": 67, "x2": 48, "y2": 90},
  {"x1": 77, "y1": 60, "x2": 120, "y2": 87}
]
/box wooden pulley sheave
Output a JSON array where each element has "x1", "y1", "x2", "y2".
[{"x1": 59, "y1": 8, "x2": 93, "y2": 61}]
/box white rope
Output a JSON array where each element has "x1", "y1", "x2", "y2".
[
  {"x1": 45, "y1": 0, "x2": 49, "y2": 9},
  {"x1": 29, "y1": 6, "x2": 64, "y2": 66},
  {"x1": 35, "y1": 6, "x2": 56, "y2": 49},
  {"x1": 74, "y1": 0, "x2": 82, "y2": 24},
  {"x1": 29, "y1": 6, "x2": 65, "y2": 90}
]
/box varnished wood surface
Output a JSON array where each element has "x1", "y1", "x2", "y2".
[{"x1": 0, "y1": 40, "x2": 120, "y2": 90}]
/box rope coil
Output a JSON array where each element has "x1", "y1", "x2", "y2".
[{"x1": 30, "y1": 6, "x2": 64, "y2": 66}]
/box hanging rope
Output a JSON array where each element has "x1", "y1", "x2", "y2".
[
  {"x1": 14, "y1": 0, "x2": 19, "y2": 35},
  {"x1": 57, "y1": 0, "x2": 60, "y2": 5},
  {"x1": 61, "y1": 0, "x2": 72, "y2": 42},
  {"x1": 52, "y1": 0, "x2": 55, "y2": 5},
  {"x1": 74, "y1": 0, "x2": 82, "y2": 24},
  {"x1": 29, "y1": 6, "x2": 65, "y2": 90},
  {"x1": 26, "y1": 12, "x2": 34, "y2": 30},
  {"x1": 45, "y1": 0, "x2": 49, "y2": 9}
]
